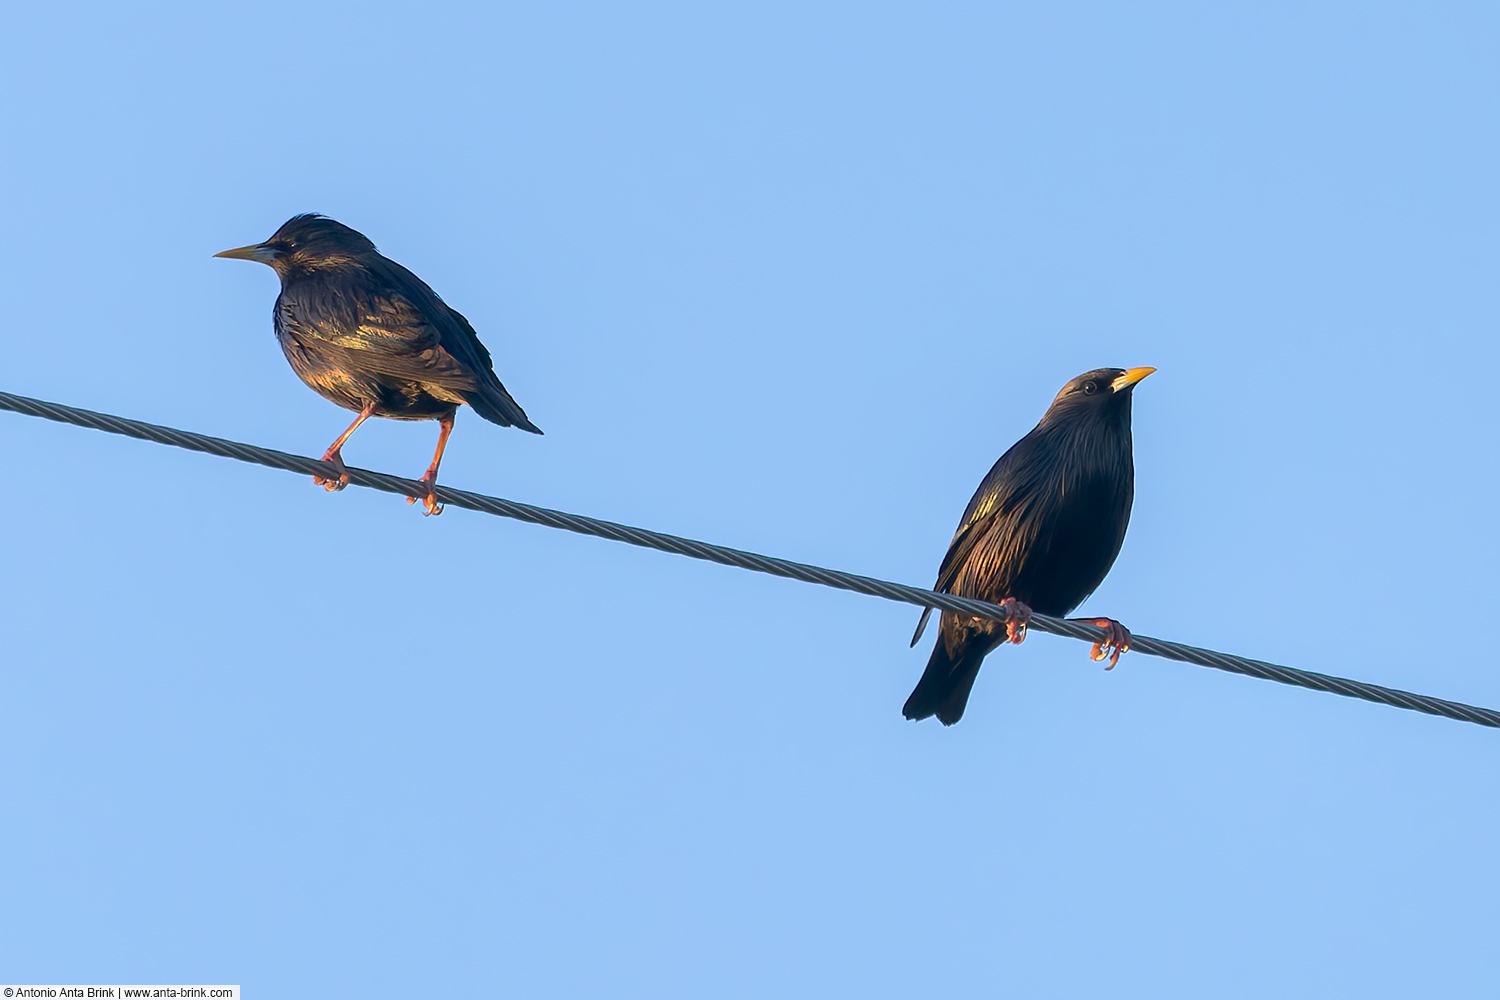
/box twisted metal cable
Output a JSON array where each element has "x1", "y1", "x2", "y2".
[{"x1": 2, "y1": 387, "x2": 1496, "y2": 729}]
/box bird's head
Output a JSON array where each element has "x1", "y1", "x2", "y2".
[
  {"x1": 1040, "y1": 367, "x2": 1155, "y2": 430},
  {"x1": 214, "y1": 214, "x2": 379, "y2": 279}
]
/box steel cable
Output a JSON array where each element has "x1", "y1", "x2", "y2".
[{"x1": 2, "y1": 388, "x2": 1495, "y2": 729}]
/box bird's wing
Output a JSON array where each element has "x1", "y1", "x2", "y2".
[
  {"x1": 369, "y1": 263, "x2": 539, "y2": 432},
  {"x1": 429, "y1": 302, "x2": 496, "y2": 380},
  {"x1": 350, "y1": 293, "x2": 489, "y2": 393},
  {"x1": 290, "y1": 259, "x2": 540, "y2": 431},
  {"x1": 910, "y1": 436, "x2": 1050, "y2": 646},
  {"x1": 373, "y1": 258, "x2": 502, "y2": 384},
  {"x1": 909, "y1": 507, "x2": 1012, "y2": 647},
  {"x1": 939, "y1": 442, "x2": 1046, "y2": 590},
  {"x1": 278, "y1": 283, "x2": 487, "y2": 396}
]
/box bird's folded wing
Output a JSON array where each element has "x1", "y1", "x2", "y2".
[
  {"x1": 375, "y1": 258, "x2": 501, "y2": 386},
  {"x1": 436, "y1": 303, "x2": 499, "y2": 380},
  {"x1": 911, "y1": 509, "x2": 1003, "y2": 646},
  {"x1": 910, "y1": 456, "x2": 1053, "y2": 645},
  {"x1": 287, "y1": 292, "x2": 485, "y2": 393}
]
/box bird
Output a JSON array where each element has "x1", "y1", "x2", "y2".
[
  {"x1": 215, "y1": 214, "x2": 540, "y2": 515},
  {"x1": 902, "y1": 366, "x2": 1154, "y2": 725}
]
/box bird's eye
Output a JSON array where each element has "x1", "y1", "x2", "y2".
[{"x1": 1082, "y1": 381, "x2": 1098, "y2": 395}]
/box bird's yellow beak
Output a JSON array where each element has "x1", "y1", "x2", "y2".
[
  {"x1": 214, "y1": 243, "x2": 279, "y2": 263},
  {"x1": 1112, "y1": 367, "x2": 1156, "y2": 391}
]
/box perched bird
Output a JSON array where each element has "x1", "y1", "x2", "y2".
[
  {"x1": 215, "y1": 214, "x2": 540, "y2": 515},
  {"x1": 903, "y1": 367, "x2": 1154, "y2": 725}
]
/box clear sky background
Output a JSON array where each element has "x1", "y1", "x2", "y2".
[{"x1": 2, "y1": 2, "x2": 1497, "y2": 996}]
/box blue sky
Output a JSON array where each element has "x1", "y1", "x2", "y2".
[{"x1": 2, "y1": 1, "x2": 1498, "y2": 996}]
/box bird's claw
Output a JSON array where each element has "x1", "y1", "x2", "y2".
[
  {"x1": 406, "y1": 477, "x2": 444, "y2": 516},
  {"x1": 314, "y1": 452, "x2": 351, "y2": 492},
  {"x1": 406, "y1": 493, "x2": 444, "y2": 516},
  {"x1": 999, "y1": 597, "x2": 1032, "y2": 645},
  {"x1": 1085, "y1": 618, "x2": 1132, "y2": 670}
]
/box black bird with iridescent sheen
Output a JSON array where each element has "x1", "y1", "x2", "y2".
[
  {"x1": 215, "y1": 214, "x2": 540, "y2": 514},
  {"x1": 903, "y1": 367, "x2": 1153, "y2": 725}
]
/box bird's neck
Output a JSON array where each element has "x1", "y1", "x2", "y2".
[
  {"x1": 276, "y1": 259, "x2": 370, "y2": 288},
  {"x1": 1040, "y1": 418, "x2": 1133, "y2": 481}
]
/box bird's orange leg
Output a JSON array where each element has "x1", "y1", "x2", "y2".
[
  {"x1": 316, "y1": 401, "x2": 378, "y2": 492},
  {"x1": 999, "y1": 597, "x2": 1032, "y2": 645},
  {"x1": 407, "y1": 413, "x2": 455, "y2": 516},
  {"x1": 1069, "y1": 617, "x2": 1132, "y2": 669}
]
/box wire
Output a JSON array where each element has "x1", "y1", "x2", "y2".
[{"x1": 2, "y1": 387, "x2": 1495, "y2": 729}]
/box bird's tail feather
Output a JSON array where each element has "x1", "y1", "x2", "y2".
[
  {"x1": 467, "y1": 380, "x2": 543, "y2": 434},
  {"x1": 902, "y1": 634, "x2": 991, "y2": 726}
]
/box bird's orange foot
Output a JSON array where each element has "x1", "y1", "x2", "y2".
[
  {"x1": 999, "y1": 597, "x2": 1032, "y2": 645},
  {"x1": 405, "y1": 475, "x2": 444, "y2": 516},
  {"x1": 314, "y1": 450, "x2": 351, "y2": 492},
  {"x1": 1079, "y1": 618, "x2": 1131, "y2": 669}
]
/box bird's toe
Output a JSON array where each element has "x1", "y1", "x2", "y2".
[
  {"x1": 1086, "y1": 618, "x2": 1132, "y2": 669},
  {"x1": 408, "y1": 476, "x2": 443, "y2": 516},
  {"x1": 1000, "y1": 597, "x2": 1032, "y2": 644},
  {"x1": 315, "y1": 450, "x2": 351, "y2": 492},
  {"x1": 408, "y1": 490, "x2": 444, "y2": 516}
]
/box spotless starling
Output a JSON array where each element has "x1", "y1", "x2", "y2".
[
  {"x1": 903, "y1": 367, "x2": 1154, "y2": 725},
  {"x1": 215, "y1": 215, "x2": 541, "y2": 515}
]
